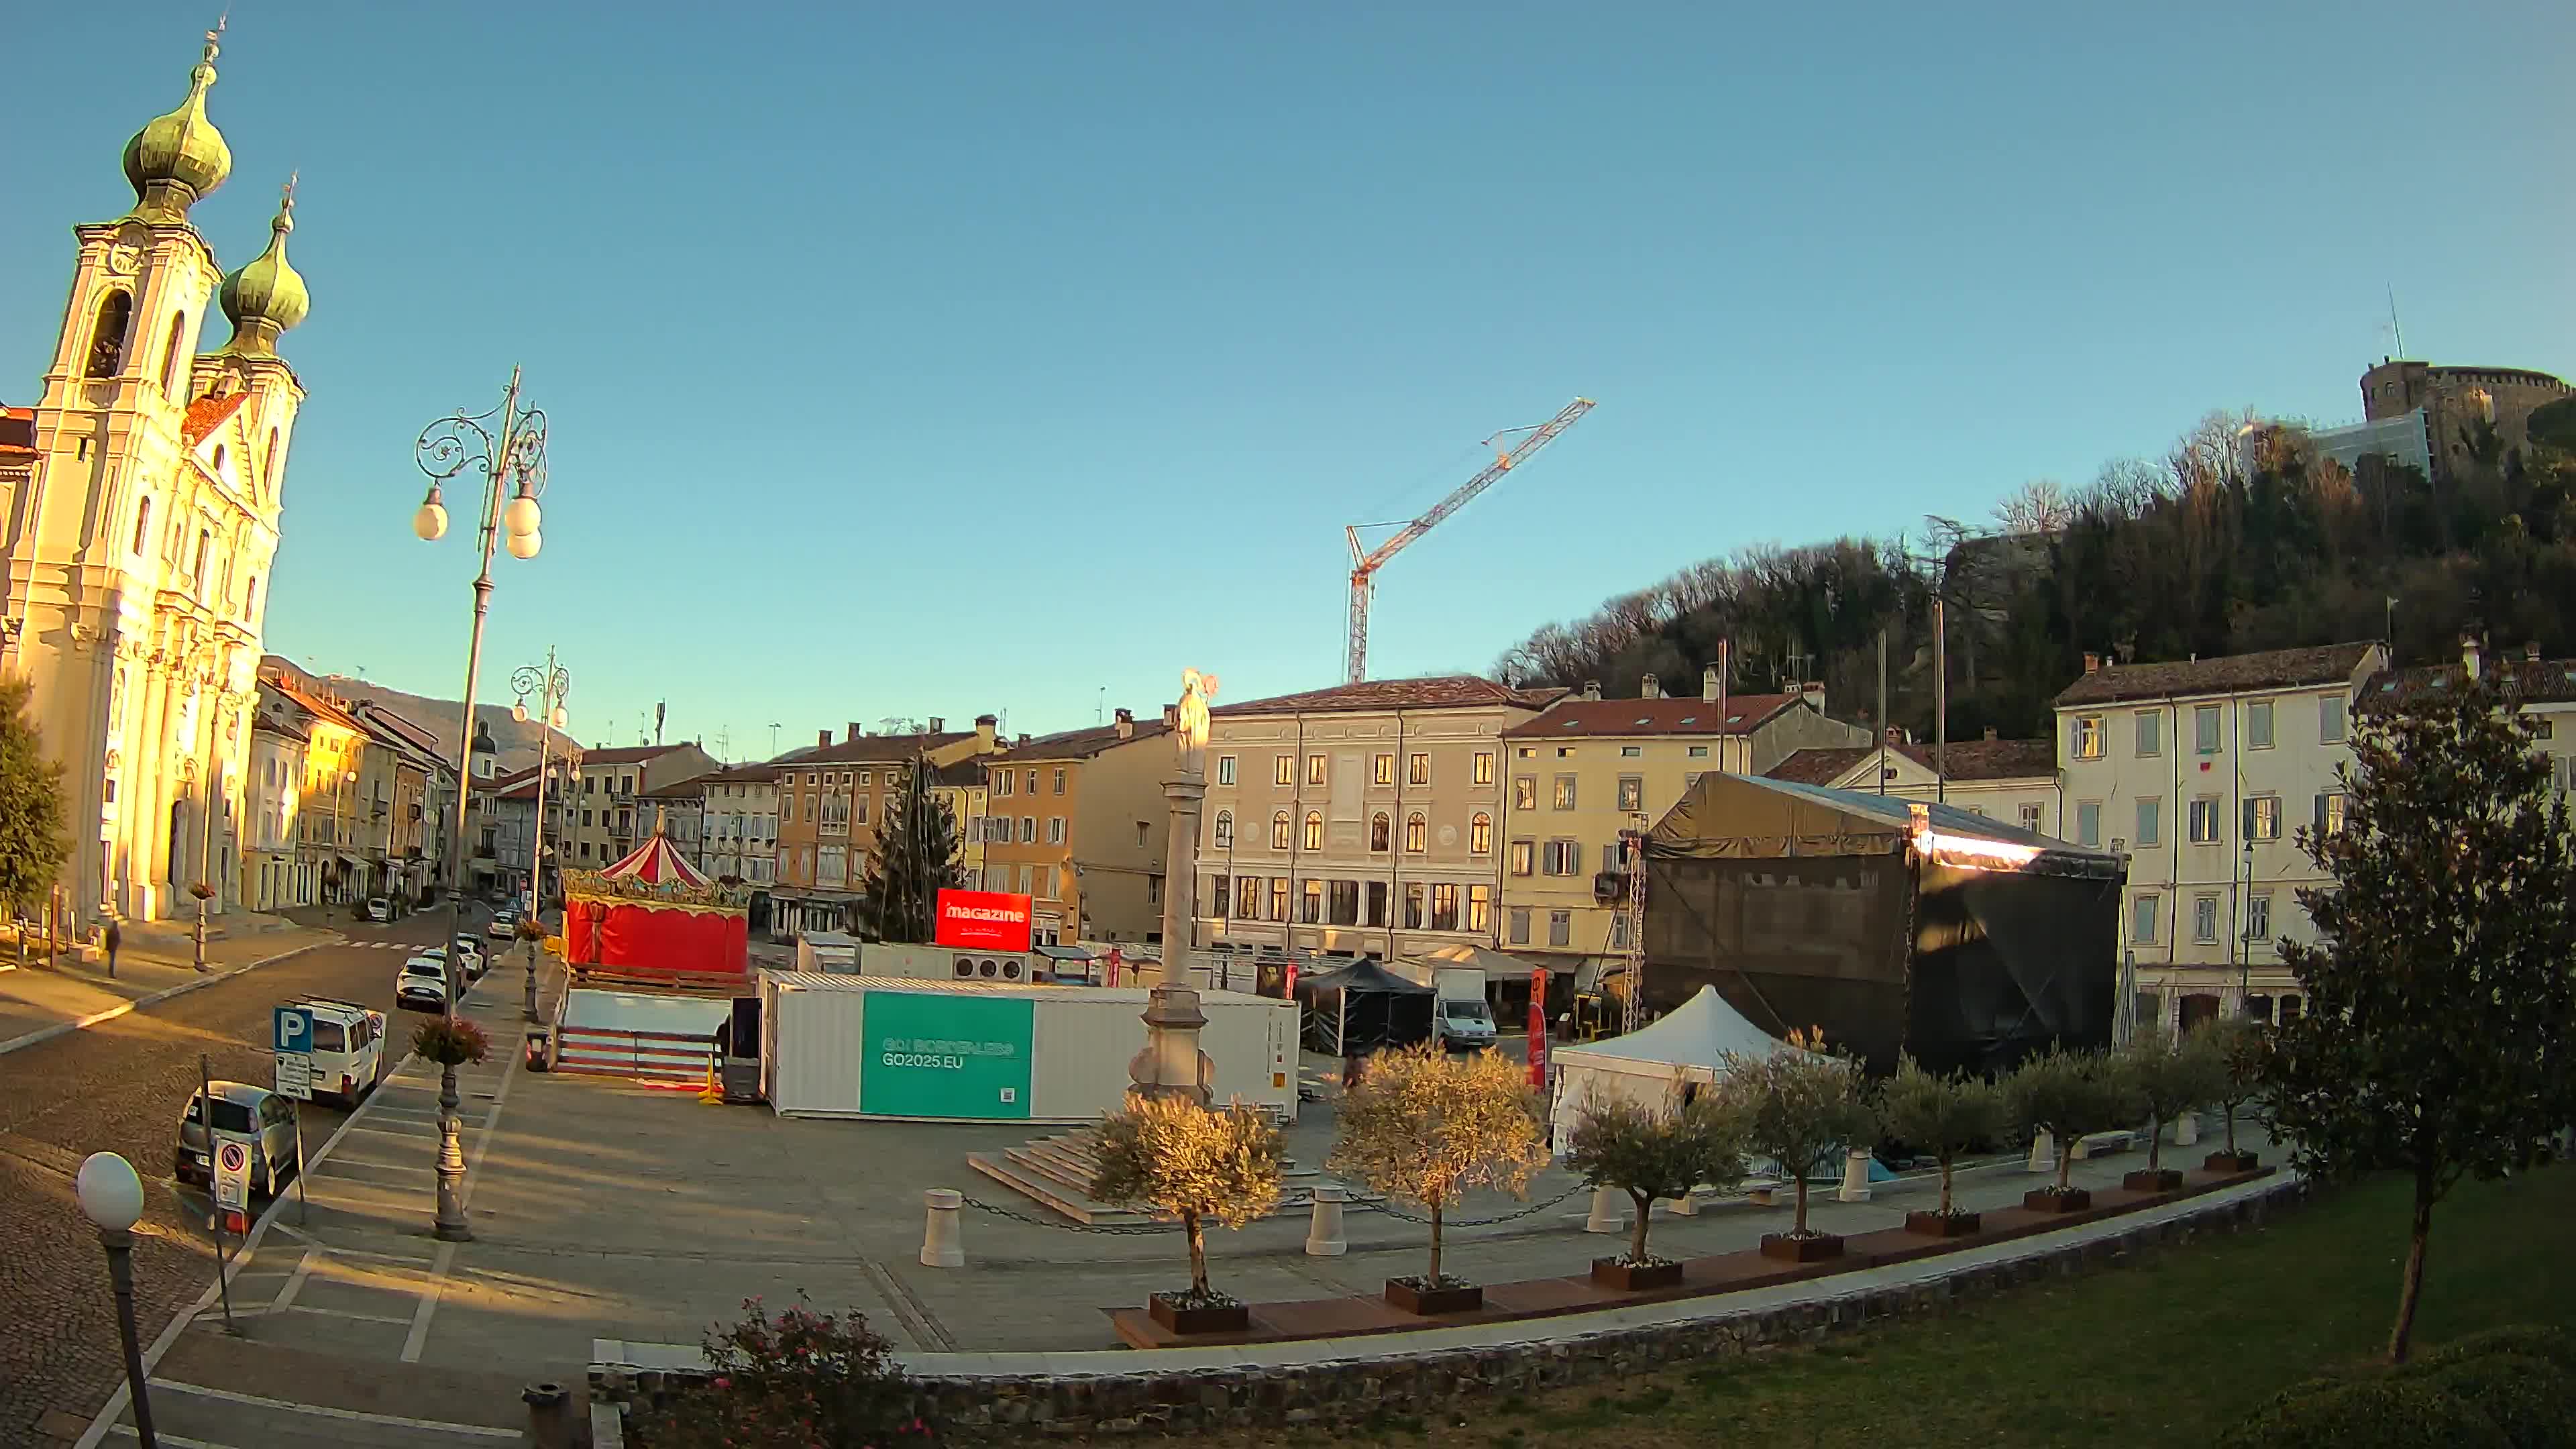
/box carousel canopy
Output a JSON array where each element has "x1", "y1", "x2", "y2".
[
  {"x1": 599, "y1": 822, "x2": 708, "y2": 888},
  {"x1": 564, "y1": 808, "x2": 743, "y2": 911}
]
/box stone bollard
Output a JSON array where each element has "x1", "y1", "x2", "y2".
[
  {"x1": 521, "y1": 1381, "x2": 573, "y2": 1449},
  {"x1": 1305, "y1": 1186, "x2": 1348, "y2": 1256},
  {"x1": 920, "y1": 1188, "x2": 965, "y2": 1269},
  {"x1": 2176, "y1": 1111, "x2": 2200, "y2": 1148},
  {"x1": 2028, "y1": 1130, "x2": 2057, "y2": 1176},
  {"x1": 1668, "y1": 1187, "x2": 1700, "y2": 1217},
  {"x1": 1837, "y1": 1148, "x2": 1874, "y2": 1203},
  {"x1": 1585, "y1": 1185, "x2": 1623, "y2": 1234}
]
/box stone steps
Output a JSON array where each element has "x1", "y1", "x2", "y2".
[{"x1": 969, "y1": 1126, "x2": 1364, "y2": 1226}]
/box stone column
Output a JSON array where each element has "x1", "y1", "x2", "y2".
[
  {"x1": 1159, "y1": 775, "x2": 1204, "y2": 987},
  {"x1": 1128, "y1": 987, "x2": 1213, "y2": 1106}
]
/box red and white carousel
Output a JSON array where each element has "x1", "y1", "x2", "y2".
[{"x1": 561, "y1": 810, "x2": 750, "y2": 985}]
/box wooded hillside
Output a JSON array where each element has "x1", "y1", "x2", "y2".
[{"x1": 1494, "y1": 399, "x2": 2576, "y2": 742}]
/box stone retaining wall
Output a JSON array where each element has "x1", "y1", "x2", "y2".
[{"x1": 596, "y1": 1177, "x2": 2308, "y2": 1440}]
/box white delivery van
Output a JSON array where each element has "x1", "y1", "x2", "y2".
[
  {"x1": 1433, "y1": 966, "x2": 1497, "y2": 1051},
  {"x1": 297, "y1": 997, "x2": 387, "y2": 1105}
]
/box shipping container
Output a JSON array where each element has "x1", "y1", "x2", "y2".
[{"x1": 758, "y1": 973, "x2": 1298, "y2": 1123}]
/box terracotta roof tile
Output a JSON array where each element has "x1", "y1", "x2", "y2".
[
  {"x1": 579, "y1": 744, "x2": 692, "y2": 767},
  {"x1": 2365, "y1": 655, "x2": 2576, "y2": 710},
  {"x1": 180, "y1": 392, "x2": 247, "y2": 447},
  {"x1": 770, "y1": 732, "x2": 975, "y2": 767},
  {"x1": 990, "y1": 720, "x2": 1169, "y2": 762},
  {"x1": 2053, "y1": 643, "x2": 2381, "y2": 707},
  {"x1": 1212, "y1": 675, "x2": 1556, "y2": 717},
  {"x1": 1768, "y1": 737, "x2": 2055, "y2": 784},
  {"x1": 1502, "y1": 694, "x2": 1803, "y2": 739}
]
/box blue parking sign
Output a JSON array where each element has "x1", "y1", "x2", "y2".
[{"x1": 274, "y1": 1006, "x2": 313, "y2": 1054}]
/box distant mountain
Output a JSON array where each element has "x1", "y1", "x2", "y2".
[{"x1": 261, "y1": 657, "x2": 577, "y2": 774}]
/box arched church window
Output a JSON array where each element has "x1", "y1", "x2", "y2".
[
  {"x1": 195, "y1": 529, "x2": 211, "y2": 583},
  {"x1": 264, "y1": 428, "x2": 279, "y2": 490},
  {"x1": 131, "y1": 496, "x2": 154, "y2": 555},
  {"x1": 159, "y1": 315, "x2": 186, "y2": 396},
  {"x1": 88, "y1": 290, "x2": 134, "y2": 378},
  {"x1": 243, "y1": 576, "x2": 258, "y2": 619},
  {"x1": 211, "y1": 445, "x2": 226, "y2": 476}
]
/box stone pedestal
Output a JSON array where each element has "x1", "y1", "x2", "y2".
[
  {"x1": 2176, "y1": 1112, "x2": 2200, "y2": 1147},
  {"x1": 1128, "y1": 987, "x2": 1214, "y2": 1106},
  {"x1": 2027, "y1": 1130, "x2": 2057, "y2": 1176},
  {"x1": 920, "y1": 1188, "x2": 965, "y2": 1268},
  {"x1": 1584, "y1": 1186, "x2": 1623, "y2": 1234},
  {"x1": 1305, "y1": 1187, "x2": 1348, "y2": 1256},
  {"x1": 1837, "y1": 1148, "x2": 1874, "y2": 1203},
  {"x1": 1668, "y1": 1187, "x2": 1700, "y2": 1216}
]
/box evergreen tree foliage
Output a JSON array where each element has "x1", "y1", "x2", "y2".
[
  {"x1": 0, "y1": 677, "x2": 71, "y2": 917},
  {"x1": 1495, "y1": 411, "x2": 2576, "y2": 739},
  {"x1": 2264, "y1": 671, "x2": 2576, "y2": 1365},
  {"x1": 857, "y1": 755, "x2": 964, "y2": 943}
]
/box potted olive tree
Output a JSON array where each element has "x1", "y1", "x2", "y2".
[
  {"x1": 2202, "y1": 1016, "x2": 2269, "y2": 1173},
  {"x1": 1564, "y1": 1093, "x2": 1748, "y2": 1289},
  {"x1": 1330, "y1": 1041, "x2": 1548, "y2": 1315},
  {"x1": 1091, "y1": 1093, "x2": 1284, "y2": 1334},
  {"x1": 1717, "y1": 1033, "x2": 1879, "y2": 1263},
  {"x1": 2004, "y1": 1046, "x2": 2133, "y2": 1212},
  {"x1": 1879, "y1": 1055, "x2": 2005, "y2": 1237},
  {"x1": 2121, "y1": 1027, "x2": 2222, "y2": 1192}
]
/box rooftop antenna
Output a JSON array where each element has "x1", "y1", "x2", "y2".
[
  {"x1": 2387, "y1": 285, "x2": 2405, "y2": 358},
  {"x1": 1097, "y1": 687, "x2": 1106, "y2": 725},
  {"x1": 654, "y1": 700, "x2": 665, "y2": 746}
]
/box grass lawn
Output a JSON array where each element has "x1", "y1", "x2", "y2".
[{"x1": 1142, "y1": 1166, "x2": 2573, "y2": 1449}]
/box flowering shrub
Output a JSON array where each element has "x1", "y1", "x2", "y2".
[
  {"x1": 631, "y1": 1296, "x2": 929, "y2": 1448},
  {"x1": 410, "y1": 1016, "x2": 490, "y2": 1066}
]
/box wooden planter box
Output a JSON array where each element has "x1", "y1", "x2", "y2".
[
  {"x1": 1383, "y1": 1279, "x2": 1483, "y2": 1316},
  {"x1": 1904, "y1": 1210, "x2": 1983, "y2": 1238},
  {"x1": 1147, "y1": 1293, "x2": 1249, "y2": 1336},
  {"x1": 2023, "y1": 1187, "x2": 2092, "y2": 1213},
  {"x1": 2204, "y1": 1150, "x2": 2260, "y2": 1174},
  {"x1": 1590, "y1": 1256, "x2": 1684, "y2": 1291},
  {"x1": 1759, "y1": 1232, "x2": 1845, "y2": 1263},
  {"x1": 2123, "y1": 1168, "x2": 2184, "y2": 1193}
]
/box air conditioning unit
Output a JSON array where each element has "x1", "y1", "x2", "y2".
[
  {"x1": 1593, "y1": 871, "x2": 1627, "y2": 902},
  {"x1": 1000, "y1": 959, "x2": 1023, "y2": 981},
  {"x1": 952, "y1": 956, "x2": 976, "y2": 979}
]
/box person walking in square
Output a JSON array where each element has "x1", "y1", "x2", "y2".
[{"x1": 102, "y1": 916, "x2": 121, "y2": 979}]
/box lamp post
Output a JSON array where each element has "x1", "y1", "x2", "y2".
[
  {"x1": 513, "y1": 652, "x2": 569, "y2": 1024},
  {"x1": 413, "y1": 368, "x2": 548, "y2": 1243},
  {"x1": 76, "y1": 1151, "x2": 157, "y2": 1448}
]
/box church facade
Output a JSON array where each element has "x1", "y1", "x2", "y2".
[{"x1": 1, "y1": 29, "x2": 311, "y2": 924}]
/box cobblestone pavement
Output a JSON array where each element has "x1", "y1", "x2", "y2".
[{"x1": 0, "y1": 912, "x2": 466, "y2": 1447}]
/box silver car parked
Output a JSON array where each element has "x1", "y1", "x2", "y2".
[{"x1": 174, "y1": 1081, "x2": 300, "y2": 1199}]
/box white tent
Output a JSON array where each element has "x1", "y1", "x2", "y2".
[{"x1": 1548, "y1": 985, "x2": 1798, "y2": 1149}]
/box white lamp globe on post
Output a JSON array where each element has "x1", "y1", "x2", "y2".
[
  {"x1": 413, "y1": 485, "x2": 448, "y2": 542},
  {"x1": 77, "y1": 1151, "x2": 158, "y2": 1447},
  {"x1": 506, "y1": 529, "x2": 541, "y2": 560},
  {"x1": 502, "y1": 492, "x2": 541, "y2": 539}
]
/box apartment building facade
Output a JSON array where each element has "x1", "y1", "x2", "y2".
[
  {"x1": 1766, "y1": 731, "x2": 2061, "y2": 837},
  {"x1": 568, "y1": 743, "x2": 717, "y2": 873},
  {"x1": 978, "y1": 711, "x2": 1171, "y2": 947},
  {"x1": 1187, "y1": 676, "x2": 1561, "y2": 966},
  {"x1": 932, "y1": 759, "x2": 990, "y2": 888},
  {"x1": 243, "y1": 701, "x2": 308, "y2": 912},
  {"x1": 698, "y1": 761, "x2": 782, "y2": 886},
  {"x1": 1493, "y1": 672, "x2": 1872, "y2": 977},
  {"x1": 2054, "y1": 641, "x2": 2389, "y2": 1032},
  {"x1": 771, "y1": 718, "x2": 999, "y2": 936}
]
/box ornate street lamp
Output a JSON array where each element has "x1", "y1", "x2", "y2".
[
  {"x1": 76, "y1": 1152, "x2": 158, "y2": 1448},
  {"x1": 413, "y1": 368, "x2": 548, "y2": 1242},
  {"x1": 512, "y1": 651, "x2": 570, "y2": 1024}
]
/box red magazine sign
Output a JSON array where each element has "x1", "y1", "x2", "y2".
[{"x1": 935, "y1": 889, "x2": 1033, "y2": 952}]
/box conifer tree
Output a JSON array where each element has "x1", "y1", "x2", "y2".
[
  {"x1": 0, "y1": 678, "x2": 72, "y2": 928},
  {"x1": 857, "y1": 755, "x2": 963, "y2": 943}
]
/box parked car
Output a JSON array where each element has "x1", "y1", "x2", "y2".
[
  {"x1": 486, "y1": 908, "x2": 518, "y2": 942},
  {"x1": 176, "y1": 1082, "x2": 300, "y2": 1199},
  {"x1": 451, "y1": 934, "x2": 488, "y2": 979},
  {"x1": 296, "y1": 998, "x2": 386, "y2": 1106},
  {"x1": 364, "y1": 896, "x2": 394, "y2": 924},
  {"x1": 395, "y1": 951, "x2": 449, "y2": 1012},
  {"x1": 1437, "y1": 996, "x2": 1499, "y2": 1052}
]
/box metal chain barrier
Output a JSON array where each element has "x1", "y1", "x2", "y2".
[
  {"x1": 1354, "y1": 1183, "x2": 1585, "y2": 1228},
  {"x1": 955, "y1": 1194, "x2": 1186, "y2": 1235}
]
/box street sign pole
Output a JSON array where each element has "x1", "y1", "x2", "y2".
[
  {"x1": 197, "y1": 1053, "x2": 237, "y2": 1335},
  {"x1": 292, "y1": 1112, "x2": 308, "y2": 1223}
]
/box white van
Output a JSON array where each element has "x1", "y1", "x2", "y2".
[{"x1": 297, "y1": 997, "x2": 386, "y2": 1106}]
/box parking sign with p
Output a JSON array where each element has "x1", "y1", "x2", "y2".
[{"x1": 274, "y1": 1006, "x2": 313, "y2": 1054}]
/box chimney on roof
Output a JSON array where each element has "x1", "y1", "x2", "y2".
[
  {"x1": 1114, "y1": 707, "x2": 1134, "y2": 741},
  {"x1": 1702, "y1": 665, "x2": 1720, "y2": 703},
  {"x1": 1581, "y1": 680, "x2": 1602, "y2": 702},
  {"x1": 1984, "y1": 726, "x2": 1998, "y2": 741},
  {"x1": 1016, "y1": 733, "x2": 1030, "y2": 747},
  {"x1": 1800, "y1": 680, "x2": 1825, "y2": 712},
  {"x1": 975, "y1": 713, "x2": 998, "y2": 749},
  {"x1": 928, "y1": 716, "x2": 945, "y2": 733},
  {"x1": 2461, "y1": 631, "x2": 2482, "y2": 681},
  {"x1": 2083, "y1": 652, "x2": 2101, "y2": 674},
  {"x1": 818, "y1": 729, "x2": 831, "y2": 748},
  {"x1": 847, "y1": 721, "x2": 865, "y2": 743},
  {"x1": 1640, "y1": 673, "x2": 1662, "y2": 699}
]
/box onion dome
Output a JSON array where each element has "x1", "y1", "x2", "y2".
[
  {"x1": 217, "y1": 182, "x2": 309, "y2": 358},
  {"x1": 122, "y1": 29, "x2": 232, "y2": 223}
]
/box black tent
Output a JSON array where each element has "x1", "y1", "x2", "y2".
[
  {"x1": 1295, "y1": 958, "x2": 1436, "y2": 1056},
  {"x1": 1643, "y1": 772, "x2": 2123, "y2": 1077}
]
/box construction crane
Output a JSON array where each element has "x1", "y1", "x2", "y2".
[{"x1": 1344, "y1": 397, "x2": 1595, "y2": 684}]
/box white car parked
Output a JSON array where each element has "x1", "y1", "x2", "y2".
[
  {"x1": 295, "y1": 997, "x2": 386, "y2": 1105},
  {"x1": 395, "y1": 952, "x2": 449, "y2": 1012}
]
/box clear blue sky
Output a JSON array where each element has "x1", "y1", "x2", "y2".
[{"x1": 7, "y1": 2, "x2": 2571, "y2": 759}]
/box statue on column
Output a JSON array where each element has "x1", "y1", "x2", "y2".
[{"x1": 1173, "y1": 668, "x2": 1218, "y2": 779}]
